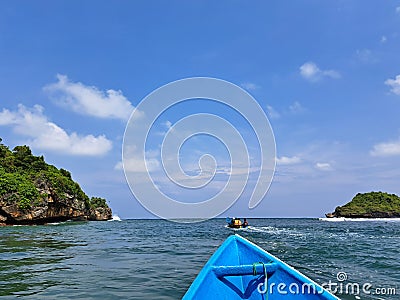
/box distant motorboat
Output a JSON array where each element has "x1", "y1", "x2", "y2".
[{"x1": 226, "y1": 217, "x2": 249, "y2": 229}]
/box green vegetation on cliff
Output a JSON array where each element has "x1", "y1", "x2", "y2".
[
  {"x1": 0, "y1": 168, "x2": 39, "y2": 210},
  {"x1": 89, "y1": 197, "x2": 108, "y2": 209},
  {"x1": 0, "y1": 138, "x2": 109, "y2": 213},
  {"x1": 333, "y1": 192, "x2": 400, "y2": 218}
]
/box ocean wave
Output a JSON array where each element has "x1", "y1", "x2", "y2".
[
  {"x1": 247, "y1": 226, "x2": 307, "y2": 237},
  {"x1": 108, "y1": 215, "x2": 122, "y2": 221},
  {"x1": 319, "y1": 217, "x2": 400, "y2": 222},
  {"x1": 47, "y1": 222, "x2": 62, "y2": 225}
]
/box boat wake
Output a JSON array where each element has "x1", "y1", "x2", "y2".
[
  {"x1": 246, "y1": 225, "x2": 266, "y2": 232},
  {"x1": 319, "y1": 217, "x2": 400, "y2": 222},
  {"x1": 226, "y1": 224, "x2": 309, "y2": 237},
  {"x1": 246, "y1": 226, "x2": 307, "y2": 237}
]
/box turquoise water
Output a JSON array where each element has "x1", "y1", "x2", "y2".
[{"x1": 0, "y1": 219, "x2": 399, "y2": 299}]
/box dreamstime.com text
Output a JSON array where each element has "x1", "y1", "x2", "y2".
[{"x1": 257, "y1": 272, "x2": 397, "y2": 297}]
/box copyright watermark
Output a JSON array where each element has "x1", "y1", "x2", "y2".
[
  {"x1": 323, "y1": 272, "x2": 397, "y2": 297},
  {"x1": 122, "y1": 77, "x2": 276, "y2": 222},
  {"x1": 256, "y1": 272, "x2": 396, "y2": 297}
]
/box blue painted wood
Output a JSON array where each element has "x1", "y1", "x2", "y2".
[
  {"x1": 183, "y1": 234, "x2": 339, "y2": 299},
  {"x1": 212, "y1": 263, "x2": 278, "y2": 277}
]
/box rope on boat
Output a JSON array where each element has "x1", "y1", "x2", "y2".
[
  {"x1": 252, "y1": 262, "x2": 258, "y2": 276},
  {"x1": 263, "y1": 262, "x2": 268, "y2": 300},
  {"x1": 252, "y1": 262, "x2": 267, "y2": 277},
  {"x1": 253, "y1": 262, "x2": 269, "y2": 298}
]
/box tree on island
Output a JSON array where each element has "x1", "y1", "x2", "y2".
[
  {"x1": 327, "y1": 191, "x2": 400, "y2": 218},
  {"x1": 0, "y1": 138, "x2": 112, "y2": 225}
]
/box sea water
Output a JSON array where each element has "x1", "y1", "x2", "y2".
[{"x1": 0, "y1": 218, "x2": 399, "y2": 299}]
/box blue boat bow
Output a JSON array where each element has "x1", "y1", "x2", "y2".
[{"x1": 183, "y1": 234, "x2": 339, "y2": 299}]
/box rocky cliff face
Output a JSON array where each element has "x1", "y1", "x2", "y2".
[
  {"x1": 0, "y1": 140, "x2": 112, "y2": 225},
  {"x1": 0, "y1": 177, "x2": 112, "y2": 225},
  {"x1": 325, "y1": 191, "x2": 400, "y2": 218},
  {"x1": 328, "y1": 210, "x2": 400, "y2": 218}
]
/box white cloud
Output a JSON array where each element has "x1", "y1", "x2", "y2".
[
  {"x1": 289, "y1": 101, "x2": 305, "y2": 114},
  {"x1": 163, "y1": 120, "x2": 175, "y2": 133},
  {"x1": 315, "y1": 162, "x2": 332, "y2": 171},
  {"x1": 155, "y1": 120, "x2": 175, "y2": 136},
  {"x1": 44, "y1": 74, "x2": 139, "y2": 120},
  {"x1": 381, "y1": 35, "x2": 387, "y2": 43},
  {"x1": 114, "y1": 161, "x2": 124, "y2": 171},
  {"x1": 0, "y1": 104, "x2": 112, "y2": 156},
  {"x1": 115, "y1": 158, "x2": 160, "y2": 173},
  {"x1": 266, "y1": 105, "x2": 281, "y2": 119},
  {"x1": 300, "y1": 62, "x2": 319, "y2": 79},
  {"x1": 276, "y1": 156, "x2": 301, "y2": 165},
  {"x1": 385, "y1": 75, "x2": 400, "y2": 95},
  {"x1": 299, "y1": 62, "x2": 340, "y2": 82},
  {"x1": 370, "y1": 139, "x2": 400, "y2": 157},
  {"x1": 396, "y1": 6, "x2": 400, "y2": 14},
  {"x1": 116, "y1": 146, "x2": 160, "y2": 173},
  {"x1": 356, "y1": 49, "x2": 377, "y2": 63},
  {"x1": 164, "y1": 120, "x2": 172, "y2": 129},
  {"x1": 241, "y1": 82, "x2": 260, "y2": 91},
  {"x1": 0, "y1": 107, "x2": 17, "y2": 125},
  {"x1": 265, "y1": 102, "x2": 306, "y2": 120}
]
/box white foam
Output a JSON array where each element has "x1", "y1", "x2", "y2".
[
  {"x1": 109, "y1": 215, "x2": 122, "y2": 221},
  {"x1": 319, "y1": 217, "x2": 400, "y2": 222},
  {"x1": 247, "y1": 226, "x2": 280, "y2": 233},
  {"x1": 247, "y1": 226, "x2": 306, "y2": 237}
]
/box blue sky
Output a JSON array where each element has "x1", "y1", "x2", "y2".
[{"x1": 1, "y1": 1, "x2": 400, "y2": 218}]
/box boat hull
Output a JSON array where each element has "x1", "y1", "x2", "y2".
[
  {"x1": 183, "y1": 235, "x2": 338, "y2": 299},
  {"x1": 227, "y1": 224, "x2": 248, "y2": 229}
]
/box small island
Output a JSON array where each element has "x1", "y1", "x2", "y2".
[
  {"x1": 326, "y1": 191, "x2": 400, "y2": 218},
  {"x1": 0, "y1": 138, "x2": 112, "y2": 225}
]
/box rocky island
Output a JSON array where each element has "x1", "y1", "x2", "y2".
[
  {"x1": 0, "y1": 138, "x2": 112, "y2": 225},
  {"x1": 326, "y1": 191, "x2": 400, "y2": 218}
]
